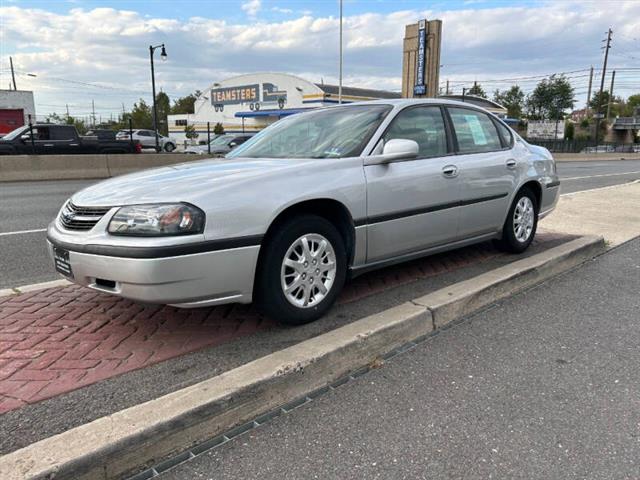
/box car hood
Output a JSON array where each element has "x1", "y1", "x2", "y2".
[{"x1": 71, "y1": 157, "x2": 310, "y2": 207}]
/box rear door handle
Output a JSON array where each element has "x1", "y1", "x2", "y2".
[
  {"x1": 442, "y1": 165, "x2": 458, "y2": 178},
  {"x1": 506, "y1": 159, "x2": 517, "y2": 168}
]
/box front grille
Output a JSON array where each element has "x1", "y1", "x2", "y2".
[{"x1": 59, "y1": 201, "x2": 112, "y2": 231}]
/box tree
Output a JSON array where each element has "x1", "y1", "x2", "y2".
[
  {"x1": 129, "y1": 99, "x2": 153, "y2": 129},
  {"x1": 588, "y1": 91, "x2": 612, "y2": 114},
  {"x1": 213, "y1": 122, "x2": 225, "y2": 135},
  {"x1": 184, "y1": 124, "x2": 198, "y2": 142},
  {"x1": 493, "y1": 85, "x2": 525, "y2": 118},
  {"x1": 628, "y1": 94, "x2": 640, "y2": 110},
  {"x1": 526, "y1": 75, "x2": 575, "y2": 120},
  {"x1": 564, "y1": 121, "x2": 575, "y2": 140},
  {"x1": 170, "y1": 91, "x2": 201, "y2": 115},
  {"x1": 467, "y1": 82, "x2": 487, "y2": 99},
  {"x1": 155, "y1": 91, "x2": 170, "y2": 135},
  {"x1": 45, "y1": 112, "x2": 88, "y2": 134}
]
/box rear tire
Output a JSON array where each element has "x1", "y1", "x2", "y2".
[
  {"x1": 255, "y1": 215, "x2": 347, "y2": 325},
  {"x1": 494, "y1": 187, "x2": 538, "y2": 253}
]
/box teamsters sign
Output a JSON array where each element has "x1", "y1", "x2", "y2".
[
  {"x1": 211, "y1": 84, "x2": 259, "y2": 105},
  {"x1": 413, "y1": 19, "x2": 427, "y2": 96}
]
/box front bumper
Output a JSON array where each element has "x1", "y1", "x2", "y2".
[{"x1": 46, "y1": 236, "x2": 261, "y2": 308}]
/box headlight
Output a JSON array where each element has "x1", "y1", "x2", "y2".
[{"x1": 108, "y1": 203, "x2": 205, "y2": 236}]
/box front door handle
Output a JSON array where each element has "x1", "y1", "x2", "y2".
[
  {"x1": 442, "y1": 165, "x2": 458, "y2": 178},
  {"x1": 506, "y1": 158, "x2": 517, "y2": 168}
]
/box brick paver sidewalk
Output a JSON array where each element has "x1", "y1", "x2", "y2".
[{"x1": 0, "y1": 236, "x2": 565, "y2": 414}]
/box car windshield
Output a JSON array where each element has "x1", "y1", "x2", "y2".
[
  {"x1": 227, "y1": 105, "x2": 392, "y2": 159},
  {"x1": 2, "y1": 125, "x2": 29, "y2": 141},
  {"x1": 209, "y1": 134, "x2": 234, "y2": 146}
]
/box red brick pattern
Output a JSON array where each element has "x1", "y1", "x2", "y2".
[{"x1": 0, "y1": 236, "x2": 561, "y2": 414}]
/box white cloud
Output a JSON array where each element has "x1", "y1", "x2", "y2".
[
  {"x1": 1, "y1": 2, "x2": 639, "y2": 117},
  {"x1": 241, "y1": 0, "x2": 261, "y2": 17},
  {"x1": 272, "y1": 6, "x2": 294, "y2": 14}
]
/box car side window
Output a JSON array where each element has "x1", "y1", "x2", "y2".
[
  {"x1": 447, "y1": 108, "x2": 502, "y2": 154},
  {"x1": 33, "y1": 127, "x2": 50, "y2": 141},
  {"x1": 382, "y1": 106, "x2": 447, "y2": 158},
  {"x1": 495, "y1": 120, "x2": 513, "y2": 148},
  {"x1": 50, "y1": 126, "x2": 76, "y2": 141}
]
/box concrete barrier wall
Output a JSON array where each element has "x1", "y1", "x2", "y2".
[
  {"x1": 1, "y1": 152, "x2": 639, "y2": 182},
  {"x1": 554, "y1": 152, "x2": 640, "y2": 161},
  {"x1": 0, "y1": 154, "x2": 196, "y2": 182}
]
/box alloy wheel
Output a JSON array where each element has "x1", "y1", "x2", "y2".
[
  {"x1": 280, "y1": 233, "x2": 337, "y2": 308},
  {"x1": 513, "y1": 196, "x2": 534, "y2": 242}
]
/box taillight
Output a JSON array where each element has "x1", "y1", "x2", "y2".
[{"x1": 135, "y1": 142, "x2": 142, "y2": 154}]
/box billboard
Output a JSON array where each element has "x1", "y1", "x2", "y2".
[{"x1": 526, "y1": 121, "x2": 565, "y2": 140}]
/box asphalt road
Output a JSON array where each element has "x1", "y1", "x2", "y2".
[
  {"x1": 160, "y1": 237, "x2": 640, "y2": 480},
  {"x1": 1, "y1": 159, "x2": 639, "y2": 289}
]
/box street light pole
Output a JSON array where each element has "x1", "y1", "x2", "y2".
[{"x1": 149, "y1": 44, "x2": 167, "y2": 152}]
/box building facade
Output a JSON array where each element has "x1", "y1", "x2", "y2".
[
  {"x1": 0, "y1": 90, "x2": 36, "y2": 135},
  {"x1": 168, "y1": 72, "x2": 400, "y2": 144}
]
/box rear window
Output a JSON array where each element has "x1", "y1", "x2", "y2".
[{"x1": 448, "y1": 108, "x2": 502, "y2": 154}]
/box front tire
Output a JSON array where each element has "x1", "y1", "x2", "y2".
[
  {"x1": 256, "y1": 215, "x2": 347, "y2": 325},
  {"x1": 164, "y1": 142, "x2": 175, "y2": 152},
  {"x1": 494, "y1": 187, "x2": 538, "y2": 253}
]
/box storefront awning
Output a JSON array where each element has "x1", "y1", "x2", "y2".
[{"x1": 234, "y1": 108, "x2": 313, "y2": 118}]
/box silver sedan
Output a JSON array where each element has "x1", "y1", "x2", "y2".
[{"x1": 47, "y1": 99, "x2": 559, "y2": 324}]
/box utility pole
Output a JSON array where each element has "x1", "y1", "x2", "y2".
[
  {"x1": 594, "y1": 28, "x2": 612, "y2": 145},
  {"x1": 338, "y1": 0, "x2": 343, "y2": 104},
  {"x1": 66, "y1": 104, "x2": 70, "y2": 118},
  {"x1": 586, "y1": 66, "x2": 594, "y2": 114},
  {"x1": 446, "y1": 79, "x2": 450, "y2": 95},
  {"x1": 9, "y1": 56, "x2": 17, "y2": 90},
  {"x1": 606, "y1": 70, "x2": 616, "y2": 121},
  {"x1": 92, "y1": 100, "x2": 96, "y2": 127}
]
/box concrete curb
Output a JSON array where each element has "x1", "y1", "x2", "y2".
[
  {"x1": 0, "y1": 279, "x2": 71, "y2": 298},
  {"x1": 0, "y1": 235, "x2": 605, "y2": 480}
]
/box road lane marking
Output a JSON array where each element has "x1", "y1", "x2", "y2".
[
  {"x1": 561, "y1": 170, "x2": 640, "y2": 181},
  {"x1": 0, "y1": 228, "x2": 47, "y2": 237}
]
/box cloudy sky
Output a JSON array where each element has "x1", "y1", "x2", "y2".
[{"x1": 1, "y1": 0, "x2": 638, "y2": 120}]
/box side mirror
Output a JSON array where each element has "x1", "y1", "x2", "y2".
[
  {"x1": 20, "y1": 134, "x2": 31, "y2": 142},
  {"x1": 364, "y1": 139, "x2": 419, "y2": 166},
  {"x1": 229, "y1": 142, "x2": 238, "y2": 148}
]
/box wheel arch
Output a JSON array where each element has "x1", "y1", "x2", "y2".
[
  {"x1": 259, "y1": 198, "x2": 357, "y2": 268},
  {"x1": 518, "y1": 180, "x2": 542, "y2": 208}
]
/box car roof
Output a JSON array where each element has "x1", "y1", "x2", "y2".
[{"x1": 349, "y1": 98, "x2": 487, "y2": 108}]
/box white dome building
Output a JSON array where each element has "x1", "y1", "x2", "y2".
[{"x1": 168, "y1": 72, "x2": 400, "y2": 144}]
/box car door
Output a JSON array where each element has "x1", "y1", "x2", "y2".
[
  {"x1": 446, "y1": 107, "x2": 518, "y2": 238},
  {"x1": 49, "y1": 126, "x2": 80, "y2": 154},
  {"x1": 364, "y1": 105, "x2": 462, "y2": 263},
  {"x1": 31, "y1": 126, "x2": 53, "y2": 154},
  {"x1": 135, "y1": 130, "x2": 154, "y2": 147}
]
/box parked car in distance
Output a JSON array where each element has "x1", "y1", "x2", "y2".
[
  {"x1": 184, "y1": 133, "x2": 255, "y2": 155},
  {"x1": 0, "y1": 124, "x2": 140, "y2": 155},
  {"x1": 580, "y1": 145, "x2": 616, "y2": 154},
  {"x1": 85, "y1": 129, "x2": 117, "y2": 141},
  {"x1": 47, "y1": 99, "x2": 559, "y2": 325},
  {"x1": 116, "y1": 129, "x2": 177, "y2": 152}
]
